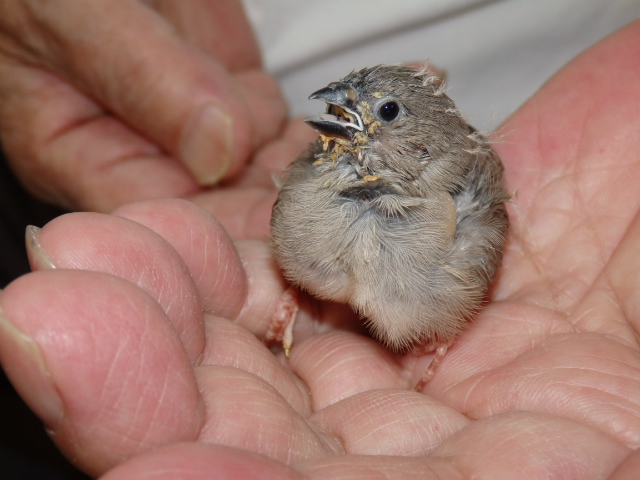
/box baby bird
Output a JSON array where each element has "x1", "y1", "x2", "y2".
[{"x1": 271, "y1": 65, "x2": 509, "y2": 361}]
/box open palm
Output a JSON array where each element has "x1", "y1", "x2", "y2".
[{"x1": 1, "y1": 21, "x2": 639, "y2": 480}]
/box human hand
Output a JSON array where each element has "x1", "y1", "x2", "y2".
[
  {"x1": 2, "y1": 19, "x2": 640, "y2": 480},
  {"x1": 0, "y1": 0, "x2": 286, "y2": 213}
]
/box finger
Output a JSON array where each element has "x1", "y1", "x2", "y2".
[
  {"x1": 34, "y1": 200, "x2": 312, "y2": 347},
  {"x1": 148, "y1": 0, "x2": 262, "y2": 71},
  {"x1": 145, "y1": 1, "x2": 287, "y2": 155},
  {"x1": 0, "y1": 0, "x2": 286, "y2": 189},
  {"x1": 610, "y1": 448, "x2": 640, "y2": 480},
  {"x1": 296, "y1": 413, "x2": 629, "y2": 480},
  {"x1": 0, "y1": 64, "x2": 199, "y2": 211},
  {"x1": 444, "y1": 331, "x2": 640, "y2": 448},
  {"x1": 189, "y1": 119, "x2": 315, "y2": 240},
  {"x1": 196, "y1": 365, "x2": 336, "y2": 462},
  {"x1": 288, "y1": 332, "x2": 408, "y2": 411},
  {"x1": 107, "y1": 415, "x2": 619, "y2": 480},
  {"x1": 430, "y1": 412, "x2": 629, "y2": 480},
  {"x1": 26, "y1": 211, "x2": 206, "y2": 361},
  {"x1": 251, "y1": 118, "x2": 318, "y2": 174},
  {"x1": 214, "y1": 120, "x2": 316, "y2": 191},
  {"x1": 112, "y1": 199, "x2": 248, "y2": 319},
  {"x1": 189, "y1": 187, "x2": 277, "y2": 240},
  {"x1": 232, "y1": 239, "x2": 292, "y2": 338},
  {"x1": 27, "y1": 200, "x2": 298, "y2": 347},
  {"x1": 113, "y1": 200, "x2": 297, "y2": 345},
  {"x1": 0, "y1": 270, "x2": 203, "y2": 477},
  {"x1": 100, "y1": 443, "x2": 300, "y2": 480},
  {"x1": 200, "y1": 315, "x2": 312, "y2": 414},
  {"x1": 111, "y1": 199, "x2": 297, "y2": 341},
  {"x1": 310, "y1": 390, "x2": 469, "y2": 456}
]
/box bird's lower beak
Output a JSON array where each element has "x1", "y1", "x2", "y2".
[{"x1": 305, "y1": 82, "x2": 363, "y2": 141}]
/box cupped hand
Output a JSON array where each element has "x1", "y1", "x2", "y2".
[
  {"x1": 2, "y1": 20, "x2": 640, "y2": 480},
  {"x1": 0, "y1": 0, "x2": 286, "y2": 212}
]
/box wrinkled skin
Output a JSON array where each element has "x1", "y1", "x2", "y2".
[
  {"x1": 1, "y1": 18, "x2": 640, "y2": 480},
  {"x1": 0, "y1": 0, "x2": 287, "y2": 215}
]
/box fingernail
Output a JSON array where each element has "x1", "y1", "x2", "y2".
[
  {"x1": 25, "y1": 225, "x2": 56, "y2": 270},
  {"x1": 179, "y1": 102, "x2": 234, "y2": 186},
  {"x1": 0, "y1": 307, "x2": 64, "y2": 427}
]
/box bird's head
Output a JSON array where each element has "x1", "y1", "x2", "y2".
[
  {"x1": 305, "y1": 65, "x2": 423, "y2": 143},
  {"x1": 305, "y1": 65, "x2": 477, "y2": 193}
]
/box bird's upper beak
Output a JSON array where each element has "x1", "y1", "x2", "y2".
[{"x1": 305, "y1": 82, "x2": 364, "y2": 141}]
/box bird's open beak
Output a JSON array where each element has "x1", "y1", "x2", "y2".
[{"x1": 305, "y1": 82, "x2": 364, "y2": 141}]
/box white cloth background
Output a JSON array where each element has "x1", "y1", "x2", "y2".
[{"x1": 242, "y1": 0, "x2": 640, "y2": 131}]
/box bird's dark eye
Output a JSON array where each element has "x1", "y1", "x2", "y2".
[{"x1": 378, "y1": 101, "x2": 399, "y2": 121}]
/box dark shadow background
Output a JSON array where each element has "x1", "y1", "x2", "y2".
[{"x1": 0, "y1": 150, "x2": 90, "y2": 479}]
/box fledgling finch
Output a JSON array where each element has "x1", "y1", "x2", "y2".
[{"x1": 271, "y1": 65, "x2": 509, "y2": 358}]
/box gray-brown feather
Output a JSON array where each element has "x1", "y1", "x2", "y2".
[{"x1": 271, "y1": 65, "x2": 509, "y2": 351}]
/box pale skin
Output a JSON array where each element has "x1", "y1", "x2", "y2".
[
  {"x1": 0, "y1": 0, "x2": 288, "y2": 222},
  {"x1": 0, "y1": 3, "x2": 639, "y2": 479}
]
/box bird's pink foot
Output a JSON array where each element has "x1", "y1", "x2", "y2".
[
  {"x1": 266, "y1": 287, "x2": 299, "y2": 358},
  {"x1": 412, "y1": 340, "x2": 451, "y2": 391}
]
